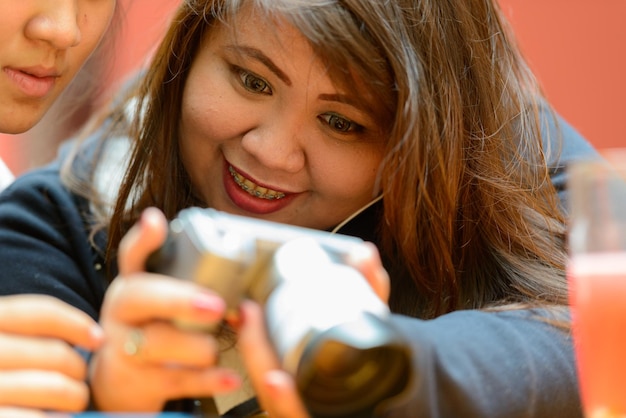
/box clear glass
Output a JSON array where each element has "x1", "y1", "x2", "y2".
[{"x1": 568, "y1": 149, "x2": 626, "y2": 418}]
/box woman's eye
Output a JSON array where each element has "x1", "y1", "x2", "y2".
[
  {"x1": 237, "y1": 69, "x2": 272, "y2": 95},
  {"x1": 319, "y1": 113, "x2": 362, "y2": 134}
]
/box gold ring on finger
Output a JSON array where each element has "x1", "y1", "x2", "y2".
[{"x1": 123, "y1": 328, "x2": 145, "y2": 357}]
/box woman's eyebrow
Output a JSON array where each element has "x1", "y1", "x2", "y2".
[
  {"x1": 224, "y1": 45, "x2": 292, "y2": 86},
  {"x1": 318, "y1": 93, "x2": 359, "y2": 108},
  {"x1": 319, "y1": 93, "x2": 375, "y2": 119}
]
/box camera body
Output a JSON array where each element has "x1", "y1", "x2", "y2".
[
  {"x1": 147, "y1": 208, "x2": 411, "y2": 417},
  {"x1": 147, "y1": 207, "x2": 370, "y2": 320}
]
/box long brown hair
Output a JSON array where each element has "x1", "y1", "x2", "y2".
[{"x1": 65, "y1": 0, "x2": 567, "y2": 319}]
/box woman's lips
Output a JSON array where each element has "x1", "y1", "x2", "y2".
[
  {"x1": 4, "y1": 67, "x2": 57, "y2": 98},
  {"x1": 228, "y1": 165, "x2": 286, "y2": 200},
  {"x1": 223, "y1": 162, "x2": 295, "y2": 215}
]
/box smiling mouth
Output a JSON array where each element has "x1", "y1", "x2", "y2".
[{"x1": 228, "y1": 165, "x2": 286, "y2": 200}]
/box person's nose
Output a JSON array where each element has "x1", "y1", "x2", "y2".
[
  {"x1": 241, "y1": 115, "x2": 307, "y2": 174},
  {"x1": 24, "y1": 2, "x2": 82, "y2": 50}
]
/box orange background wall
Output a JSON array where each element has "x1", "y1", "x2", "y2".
[
  {"x1": 499, "y1": 0, "x2": 626, "y2": 151},
  {"x1": 1, "y1": 0, "x2": 624, "y2": 175},
  {"x1": 110, "y1": 0, "x2": 178, "y2": 93}
]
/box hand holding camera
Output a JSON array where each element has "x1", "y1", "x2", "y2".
[{"x1": 147, "y1": 208, "x2": 412, "y2": 417}]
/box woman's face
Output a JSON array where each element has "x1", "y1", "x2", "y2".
[
  {"x1": 180, "y1": 8, "x2": 387, "y2": 230},
  {"x1": 0, "y1": 0, "x2": 116, "y2": 134}
]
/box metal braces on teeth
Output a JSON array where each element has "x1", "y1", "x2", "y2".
[{"x1": 228, "y1": 166, "x2": 285, "y2": 200}]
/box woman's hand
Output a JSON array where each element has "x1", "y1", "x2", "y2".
[
  {"x1": 0, "y1": 294, "x2": 104, "y2": 416},
  {"x1": 89, "y1": 208, "x2": 242, "y2": 412},
  {"x1": 237, "y1": 241, "x2": 390, "y2": 417}
]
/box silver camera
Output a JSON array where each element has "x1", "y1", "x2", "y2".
[{"x1": 147, "y1": 207, "x2": 411, "y2": 417}]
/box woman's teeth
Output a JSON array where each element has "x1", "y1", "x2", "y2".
[{"x1": 228, "y1": 166, "x2": 286, "y2": 200}]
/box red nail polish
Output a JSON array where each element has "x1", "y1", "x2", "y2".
[
  {"x1": 191, "y1": 293, "x2": 225, "y2": 313},
  {"x1": 220, "y1": 372, "x2": 242, "y2": 388}
]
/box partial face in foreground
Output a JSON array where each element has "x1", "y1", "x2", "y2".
[
  {"x1": 180, "y1": 7, "x2": 387, "y2": 230},
  {"x1": 0, "y1": 0, "x2": 116, "y2": 134}
]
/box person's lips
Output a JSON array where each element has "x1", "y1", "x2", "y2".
[
  {"x1": 3, "y1": 66, "x2": 60, "y2": 98},
  {"x1": 228, "y1": 165, "x2": 287, "y2": 200},
  {"x1": 223, "y1": 162, "x2": 298, "y2": 215}
]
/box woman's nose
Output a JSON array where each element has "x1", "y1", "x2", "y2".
[
  {"x1": 24, "y1": 3, "x2": 82, "y2": 49},
  {"x1": 241, "y1": 118, "x2": 307, "y2": 174}
]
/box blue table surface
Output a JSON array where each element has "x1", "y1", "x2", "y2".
[{"x1": 47, "y1": 414, "x2": 203, "y2": 418}]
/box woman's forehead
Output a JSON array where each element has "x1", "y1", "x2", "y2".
[{"x1": 203, "y1": 1, "x2": 395, "y2": 128}]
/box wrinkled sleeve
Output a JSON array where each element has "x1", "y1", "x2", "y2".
[{"x1": 382, "y1": 308, "x2": 582, "y2": 417}]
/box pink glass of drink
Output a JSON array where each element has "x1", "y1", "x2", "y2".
[{"x1": 568, "y1": 150, "x2": 626, "y2": 418}]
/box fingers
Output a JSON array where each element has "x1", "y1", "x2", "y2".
[
  {"x1": 119, "y1": 322, "x2": 218, "y2": 368},
  {"x1": 90, "y1": 338, "x2": 241, "y2": 412},
  {"x1": 346, "y1": 241, "x2": 390, "y2": 302},
  {"x1": 263, "y1": 370, "x2": 311, "y2": 418},
  {"x1": 92, "y1": 274, "x2": 236, "y2": 411},
  {"x1": 237, "y1": 300, "x2": 281, "y2": 378},
  {"x1": 237, "y1": 301, "x2": 310, "y2": 418},
  {"x1": 0, "y1": 295, "x2": 103, "y2": 350},
  {"x1": 0, "y1": 370, "x2": 89, "y2": 412},
  {"x1": 0, "y1": 334, "x2": 87, "y2": 381},
  {"x1": 102, "y1": 276, "x2": 225, "y2": 327},
  {"x1": 155, "y1": 366, "x2": 242, "y2": 400},
  {"x1": 0, "y1": 408, "x2": 49, "y2": 418},
  {"x1": 118, "y1": 207, "x2": 168, "y2": 276},
  {"x1": 0, "y1": 296, "x2": 97, "y2": 412}
]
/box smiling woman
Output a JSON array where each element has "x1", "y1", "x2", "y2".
[
  {"x1": 179, "y1": 6, "x2": 387, "y2": 228},
  {"x1": 0, "y1": 0, "x2": 601, "y2": 417}
]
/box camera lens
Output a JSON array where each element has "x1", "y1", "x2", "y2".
[{"x1": 295, "y1": 313, "x2": 411, "y2": 418}]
